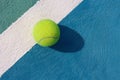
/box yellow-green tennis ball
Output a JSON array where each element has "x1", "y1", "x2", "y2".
[{"x1": 33, "y1": 19, "x2": 60, "y2": 47}]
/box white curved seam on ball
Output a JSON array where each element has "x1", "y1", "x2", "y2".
[{"x1": 38, "y1": 37, "x2": 58, "y2": 43}]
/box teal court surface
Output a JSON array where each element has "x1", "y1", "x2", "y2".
[{"x1": 0, "y1": 0, "x2": 120, "y2": 80}]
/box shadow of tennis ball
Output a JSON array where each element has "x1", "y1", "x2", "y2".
[{"x1": 50, "y1": 25, "x2": 84, "y2": 53}]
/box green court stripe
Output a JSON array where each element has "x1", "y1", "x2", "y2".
[{"x1": 0, "y1": 0, "x2": 38, "y2": 34}]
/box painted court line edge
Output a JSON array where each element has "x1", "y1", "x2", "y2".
[{"x1": 0, "y1": 0, "x2": 83, "y2": 77}]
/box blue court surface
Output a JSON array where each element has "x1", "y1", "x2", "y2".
[{"x1": 1, "y1": 0, "x2": 120, "y2": 80}]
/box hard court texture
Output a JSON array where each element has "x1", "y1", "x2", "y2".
[{"x1": 0, "y1": 0, "x2": 120, "y2": 80}]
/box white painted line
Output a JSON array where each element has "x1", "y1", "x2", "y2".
[{"x1": 0, "y1": 0, "x2": 83, "y2": 77}]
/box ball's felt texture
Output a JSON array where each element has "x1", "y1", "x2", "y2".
[{"x1": 33, "y1": 19, "x2": 60, "y2": 47}]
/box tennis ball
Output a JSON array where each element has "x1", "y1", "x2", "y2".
[{"x1": 33, "y1": 19, "x2": 60, "y2": 47}]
